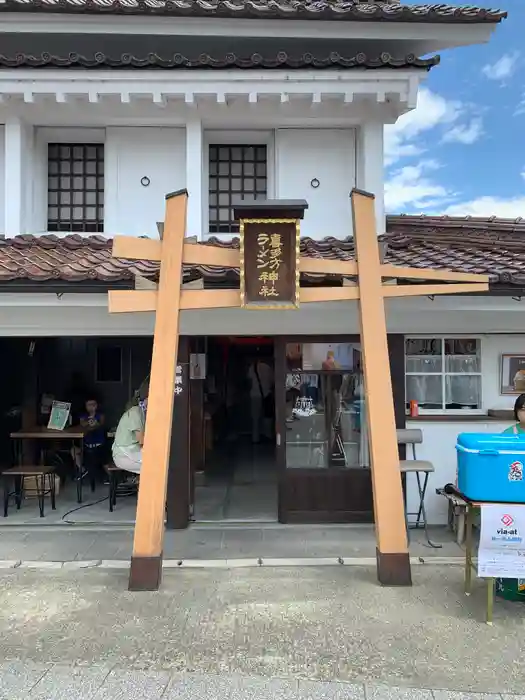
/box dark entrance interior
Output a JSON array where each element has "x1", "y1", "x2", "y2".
[{"x1": 193, "y1": 336, "x2": 278, "y2": 522}]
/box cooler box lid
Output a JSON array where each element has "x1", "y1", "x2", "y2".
[{"x1": 456, "y1": 432, "x2": 525, "y2": 455}]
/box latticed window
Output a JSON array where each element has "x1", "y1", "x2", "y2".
[
  {"x1": 208, "y1": 144, "x2": 267, "y2": 234},
  {"x1": 47, "y1": 143, "x2": 104, "y2": 232},
  {"x1": 405, "y1": 337, "x2": 482, "y2": 412}
]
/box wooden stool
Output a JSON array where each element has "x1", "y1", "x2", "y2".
[
  {"x1": 2, "y1": 465, "x2": 56, "y2": 517},
  {"x1": 103, "y1": 463, "x2": 138, "y2": 512},
  {"x1": 104, "y1": 463, "x2": 123, "y2": 512}
]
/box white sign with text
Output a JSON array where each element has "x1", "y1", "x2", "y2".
[{"x1": 478, "y1": 504, "x2": 525, "y2": 578}]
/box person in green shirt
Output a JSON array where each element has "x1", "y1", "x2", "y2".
[
  {"x1": 502, "y1": 394, "x2": 525, "y2": 435},
  {"x1": 112, "y1": 399, "x2": 147, "y2": 479}
]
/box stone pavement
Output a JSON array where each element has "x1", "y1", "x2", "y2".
[
  {"x1": 1, "y1": 663, "x2": 525, "y2": 700},
  {"x1": 0, "y1": 566, "x2": 523, "y2": 696},
  {"x1": 0, "y1": 524, "x2": 465, "y2": 563}
]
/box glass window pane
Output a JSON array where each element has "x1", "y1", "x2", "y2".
[
  {"x1": 406, "y1": 375, "x2": 443, "y2": 409},
  {"x1": 405, "y1": 338, "x2": 442, "y2": 372},
  {"x1": 445, "y1": 375, "x2": 481, "y2": 409},
  {"x1": 445, "y1": 339, "x2": 480, "y2": 372},
  {"x1": 406, "y1": 357, "x2": 442, "y2": 373},
  {"x1": 445, "y1": 339, "x2": 478, "y2": 355},
  {"x1": 286, "y1": 343, "x2": 362, "y2": 372},
  {"x1": 285, "y1": 370, "x2": 369, "y2": 469},
  {"x1": 406, "y1": 338, "x2": 442, "y2": 355},
  {"x1": 445, "y1": 355, "x2": 481, "y2": 373}
]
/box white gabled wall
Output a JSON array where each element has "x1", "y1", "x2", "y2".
[
  {"x1": 275, "y1": 129, "x2": 356, "y2": 239},
  {"x1": 3, "y1": 120, "x2": 384, "y2": 239},
  {"x1": 104, "y1": 127, "x2": 186, "y2": 237}
]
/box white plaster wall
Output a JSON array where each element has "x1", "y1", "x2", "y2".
[
  {"x1": 480, "y1": 334, "x2": 525, "y2": 411},
  {"x1": 275, "y1": 129, "x2": 356, "y2": 239},
  {"x1": 104, "y1": 127, "x2": 186, "y2": 237},
  {"x1": 0, "y1": 126, "x2": 4, "y2": 235}
]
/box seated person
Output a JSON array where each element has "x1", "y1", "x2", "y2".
[
  {"x1": 73, "y1": 397, "x2": 106, "y2": 481},
  {"x1": 112, "y1": 398, "x2": 147, "y2": 481}
]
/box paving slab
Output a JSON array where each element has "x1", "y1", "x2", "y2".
[
  {"x1": 299, "y1": 680, "x2": 365, "y2": 700},
  {"x1": 92, "y1": 669, "x2": 170, "y2": 700},
  {"x1": 27, "y1": 664, "x2": 110, "y2": 700},
  {"x1": 0, "y1": 661, "x2": 49, "y2": 699},
  {"x1": 164, "y1": 672, "x2": 245, "y2": 700},
  {"x1": 433, "y1": 694, "x2": 503, "y2": 700},
  {"x1": 366, "y1": 687, "x2": 433, "y2": 700}
]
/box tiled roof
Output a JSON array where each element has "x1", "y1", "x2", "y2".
[
  {"x1": 2, "y1": 214, "x2": 525, "y2": 287},
  {"x1": 0, "y1": 51, "x2": 438, "y2": 71},
  {"x1": 0, "y1": 0, "x2": 507, "y2": 24}
]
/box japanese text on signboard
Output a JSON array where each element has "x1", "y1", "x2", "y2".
[
  {"x1": 241, "y1": 220, "x2": 298, "y2": 309},
  {"x1": 256, "y1": 232, "x2": 283, "y2": 299}
]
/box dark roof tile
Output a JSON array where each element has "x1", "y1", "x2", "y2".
[
  {"x1": 0, "y1": 51, "x2": 438, "y2": 71},
  {"x1": 1, "y1": 214, "x2": 525, "y2": 287},
  {"x1": 0, "y1": 0, "x2": 507, "y2": 23}
]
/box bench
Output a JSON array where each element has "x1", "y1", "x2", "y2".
[
  {"x1": 2, "y1": 465, "x2": 56, "y2": 517},
  {"x1": 436, "y1": 487, "x2": 468, "y2": 545}
]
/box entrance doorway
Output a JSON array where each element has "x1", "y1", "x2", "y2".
[{"x1": 193, "y1": 337, "x2": 278, "y2": 522}]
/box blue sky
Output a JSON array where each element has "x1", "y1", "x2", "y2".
[{"x1": 384, "y1": 0, "x2": 524, "y2": 217}]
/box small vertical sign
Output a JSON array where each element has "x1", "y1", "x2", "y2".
[{"x1": 175, "y1": 364, "x2": 184, "y2": 396}]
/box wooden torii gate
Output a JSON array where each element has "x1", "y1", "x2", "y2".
[{"x1": 109, "y1": 188, "x2": 489, "y2": 591}]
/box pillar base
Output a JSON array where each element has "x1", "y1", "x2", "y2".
[
  {"x1": 128, "y1": 555, "x2": 163, "y2": 591},
  {"x1": 376, "y1": 548, "x2": 412, "y2": 586}
]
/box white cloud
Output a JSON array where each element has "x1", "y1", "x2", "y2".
[
  {"x1": 441, "y1": 196, "x2": 525, "y2": 218},
  {"x1": 441, "y1": 117, "x2": 484, "y2": 145},
  {"x1": 384, "y1": 88, "x2": 460, "y2": 165},
  {"x1": 385, "y1": 160, "x2": 455, "y2": 212},
  {"x1": 385, "y1": 88, "x2": 483, "y2": 169},
  {"x1": 482, "y1": 52, "x2": 520, "y2": 81},
  {"x1": 384, "y1": 88, "x2": 486, "y2": 213}
]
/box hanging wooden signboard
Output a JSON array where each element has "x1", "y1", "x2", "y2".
[{"x1": 235, "y1": 200, "x2": 306, "y2": 310}]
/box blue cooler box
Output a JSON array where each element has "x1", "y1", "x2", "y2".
[{"x1": 456, "y1": 433, "x2": 525, "y2": 503}]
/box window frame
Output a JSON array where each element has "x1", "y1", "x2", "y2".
[
  {"x1": 405, "y1": 335, "x2": 484, "y2": 415},
  {"x1": 47, "y1": 142, "x2": 105, "y2": 234},
  {"x1": 203, "y1": 130, "x2": 275, "y2": 237},
  {"x1": 34, "y1": 127, "x2": 106, "y2": 234}
]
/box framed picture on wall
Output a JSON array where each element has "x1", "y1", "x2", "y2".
[{"x1": 501, "y1": 354, "x2": 525, "y2": 395}]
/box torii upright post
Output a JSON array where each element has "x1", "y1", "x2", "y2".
[
  {"x1": 352, "y1": 190, "x2": 410, "y2": 584},
  {"x1": 128, "y1": 189, "x2": 187, "y2": 591}
]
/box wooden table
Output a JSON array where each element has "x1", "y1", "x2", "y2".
[
  {"x1": 10, "y1": 426, "x2": 87, "y2": 503},
  {"x1": 464, "y1": 500, "x2": 525, "y2": 625}
]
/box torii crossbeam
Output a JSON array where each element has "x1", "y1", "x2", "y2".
[{"x1": 108, "y1": 188, "x2": 489, "y2": 591}]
